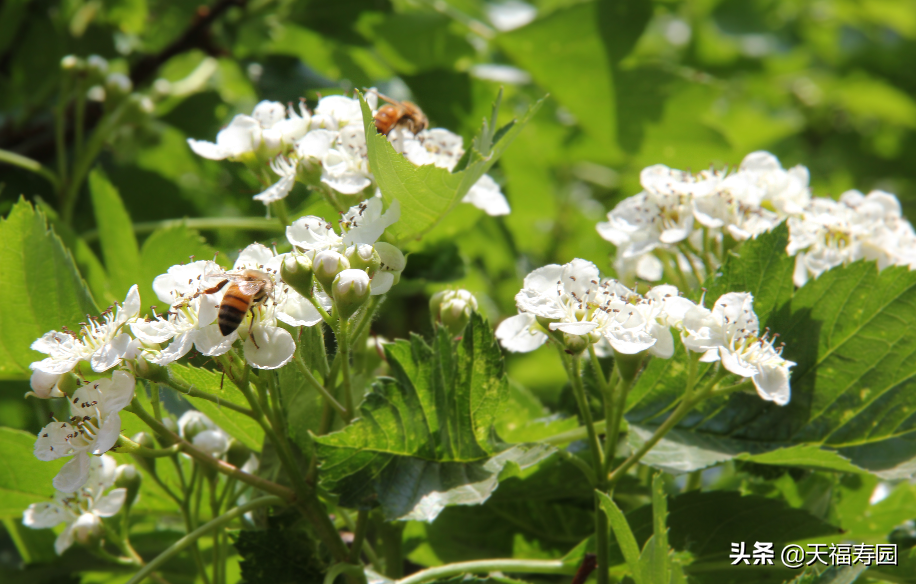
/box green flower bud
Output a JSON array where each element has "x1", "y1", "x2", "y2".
[
  {"x1": 346, "y1": 244, "x2": 382, "y2": 276},
  {"x1": 281, "y1": 254, "x2": 315, "y2": 298},
  {"x1": 563, "y1": 333, "x2": 589, "y2": 355},
  {"x1": 430, "y1": 289, "x2": 478, "y2": 336},
  {"x1": 57, "y1": 371, "x2": 81, "y2": 396},
  {"x1": 129, "y1": 356, "x2": 170, "y2": 384},
  {"x1": 332, "y1": 269, "x2": 371, "y2": 320},
  {"x1": 115, "y1": 464, "x2": 142, "y2": 512},
  {"x1": 313, "y1": 250, "x2": 350, "y2": 293},
  {"x1": 613, "y1": 350, "x2": 646, "y2": 382}
]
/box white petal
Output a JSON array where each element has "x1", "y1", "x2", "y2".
[
  {"x1": 495, "y1": 314, "x2": 547, "y2": 353},
  {"x1": 154, "y1": 331, "x2": 195, "y2": 365},
  {"x1": 29, "y1": 370, "x2": 64, "y2": 399},
  {"x1": 286, "y1": 215, "x2": 342, "y2": 251},
  {"x1": 34, "y1": 422, "x2": 73, "y2": 461},
  {"x1": 370, "y1": 271, "x2": 394, "y2": 295},
  {"x1": 549, "y1": 321, "x2": 598, "y2": 335},
  {"x1": 187, "y1": 138, "x2": 229, "y2": 160},
  {"x1": 91, "y1": 414, "x2": 122, "y2": 455},
  {"x1": 30, "y1": 356, "x2": 81, "y2": 375},
  {"x1": 103, "y1": 370, "x2": 136, "y2": 414},
  {"x1": 129, "y1": 319, "x2": 175, "y2": 343},
  {"x1": 215, "y1": 115, "x2": 261, "y2": 158},
  {"x1": 647, "y1": 324, "x2": 674, "y2": 359},
  {"x1": 321, "y1": 170, "x2": 371, "y2": 195},
  {"x1": 374, "y1": 242, "x2": 406, "y2": 272},
  {"x1": 243, "y1": 325, "x2": 295, "y2": 369},
  {"x1": 90, "y1": 333, "x2": 132, "y2": 372},
  {"x1": 276, "y1": 294, "x2": 323, "y2": 327},
  {"x1": 296, "y1": 129, "x2": 337, "y2": 159},
  {"x1": 55, "y1": 524, "x2": 76, "y2": 555},
  {"x1": 635, "y1": 254, "x2": 664, "y2": 281},
  {"x1": 234, "y1": 243, "x2": 275, "y2": 270},
  {"x1": 605, "y1": 329, "x2": 656, "y2": 355},
  {"x1": 252, "y1": 100, "x2": 286, "y2": 128},
  {"x1": 343, "y1": 199, "x2": 401, "y2": 246},
  {"x1": 463, "y1": 175, "x2": 510, "y2": 216},
  {"x1": 699, "y1": 348, "x2": 720, "y2": 363},
  {"x1": 193, "y1": 324, "x2": 235, "y2": 356},
  {"x1": 193, "y1": 430, "x2": 230, "y2": 457},
  {"x1": 719, "y1": 347, "x2": 758, "y2": 378},
  {"x1": 253, "y1": 174, "x2": 296, "y2": 205},
  {"x1": 752, "y1": 363, "x2": 793, "y2": 406},
  {"x1": 23, "y1": 502, "x2": 67, "y2": 529},
  {"x1": 54, "y1": 452, "x2": 92, "y2": 493},
  {"x1": 93, "y1": 488, "x2": 127, "y2": 517}
]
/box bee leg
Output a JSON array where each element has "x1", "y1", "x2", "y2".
[{"x1": 248, "y1": 307, "x2": 261, "y2": 349}]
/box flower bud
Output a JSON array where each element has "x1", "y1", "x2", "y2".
[
  {"x1": 332, "y1": 269, "x2": 371, "y2": 319},
  {"x1": 73, "y1": 513, "x2": 103, "y2": 547},
  {"x1": 563, "y1": 333, "x2": 589, "y2": 355},
  {"x1": 193, "y1": 430, "x2": 230, "y2": 458},
  {"x1": 61, "y1": 55, "x2": 81, "y2": 70},
  {"x1": 178, "y1": 411, "x2": 213, "y2": 442},
  {"x1": 281, "y1": 254, "x2": 314, "y2": 298},
  {"x1": 430, "y1": 289, "x2": 478, "y2": 336},
  {"x1": 345, "y1": 244, "x2": 382, "y2": 276},
  {"x1": 115, "y1": 464, "x2": 142, "y2": 511},
  {"x1": 129, "y1": 356, "x2": 169, "y2": 384},
  {"x1": 27, "y1": 370, "x2": 64, "y2": 399},
  {"x1": 313, "y1": 250, "x2": 350, "y2": 292}
]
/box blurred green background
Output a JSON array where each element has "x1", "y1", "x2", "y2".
[{"x1": 3, "y1": 0, "x2": 916, "y2": 452}]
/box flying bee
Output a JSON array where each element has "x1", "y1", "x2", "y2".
[
  {"x1": 202, "y1": 269, "x2": 275, "y2": 346},
  {"x1": 372, "y1": 92, "x2": 428, "y2": 136}
]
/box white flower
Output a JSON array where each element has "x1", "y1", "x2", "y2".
[
  {"x1": 23, "y1": 455, "x2": 126, "y2": 555},
  {"x1": 253, "y1": 156, "x2": 298, "y2": 205},
  {"x1": 495, "y1": 313, "x2": 549, "y2": 353},
  {"x1": 463, "y1": 174, "x2": 510, "y2": 216},
  {"x1": 188, "y1": 114, "x2": 264, "y2": 161},
  {"x1": 34, "y1": 371, "x2": 136, "y2": 492},
  {"x1": 682, "y1": 292, "x2": 795, "y2": 405},
  {"x1": 321, "y1": 125, "x2": 373, "y2": 195},
  {"x1": 130, "y1": 294, "x2": 230, "y2": 366},
  {"x1": 786, "y1": 197, "x2": 870, "y2": 287},
  {"x1": 738, "y1": 151, "x2": 810, "y2": 216},
  {"x1": 30, "y1": 285, "x2": 141, "y2": 376},
  {"x1": 514, "y1": 259, "x2": 602, "y2": 336},
  {"x1": 402, "y1": 128, "x2": 465, "y2": 170},
  {"x1": 286, "y1": 199, "x2": 405, "y2": 295}
]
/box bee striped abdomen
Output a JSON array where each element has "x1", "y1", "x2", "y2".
[{"x1": 218, "y1": 284, "x2": 252, "y2": 336}]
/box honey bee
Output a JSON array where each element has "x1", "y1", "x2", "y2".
[
  {"x1": 202, "y1": 270, "x2": 275, "y2": 345},
  {"x1": 372, "y1": 92, "x2": 428, "y2": 136}
]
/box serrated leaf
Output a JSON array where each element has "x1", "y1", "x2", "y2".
[
  {"x1": 169, "y1": 363, "x2": 264, "y2": 451},
  {"x1": 361, "y1": 92, "x2": 541, "y2": 243},
  {"x1": 598, "y1": 491, "x2": 645, "y2": 583},
  {"x1": 139, "y1": 225, "x2": 219, "y2": 316},
  {"x1": 89, "y1": 169, "x2": 141, "y2": 300},
  {"x1": 0, "y1": 427, "x2": 67, "y2": 519},
  {"x1": 315, "y1": 314, "x2": 553, "y2": 520},
  {"x1": 0, "y1": 198, "x2": 98, "y2": 379},
  {"x1": 627, "y1": 425, "x2": 867, "y2": 475}
]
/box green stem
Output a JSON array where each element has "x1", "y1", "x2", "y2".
[
  {"x1": 126, "y1": 497, "x2": 285, "y2": 584},
  {"x1": 338, "y1": 318, "x2": 354, "y2": 420},
  {"x1": 308, "y1": 295, "x2": 336, "y2": 327},
  {"x1": 127, "y1": 401, "x2": 296, "y2": 501},
  {"x1": 603, "y1": 374, "x2": 634, "y2": 477},
  {"x1": 116, "y1": 434, "x2": 181, "y2": 457},
  {"x1": 295, "y1": 355, "x2": 349, "y2": 419},
  {"x1": 339, "y1": 508, "x2": 380, "y2": 567},
  {"x1": 396, "y1": 559, "x2": 573, "y2": 584},
  {"x1": 62, "y1": 100, "x2": 129, "y2": 224},
  {"x1": 271, "y1": 198, "x2": 290, "y2": 227},
  {"x1": 349, "y1": 509, "x2": 370, "y2": 563},
  {"x1": 684, "y1": 470, "x2": 703, "y2": 492},
  {"x1": 540, "y1": 420, "x2": 607, "y2": 446},
  {"x1": 150, "y1": 385, "x2": 162, "y2": 422},
  {"x1": 0, "y1": 148, "x2": 59, "y2": 190},
  {"x1": 709, "y1": 379, "x2": 753, "y2": 398},
  {"x1": 565, "y1": 353, "x2": 604, "y2": 474},
  {"x1": 595, "y1": 492, "x2": 610, "y2": 584}
]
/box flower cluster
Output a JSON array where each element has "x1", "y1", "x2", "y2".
[
  {"x1": 496, "y1": 259, "x2": 795, "y2": 405},
  {"x1": 187, "y1": 94, "x2": 509, "y2": 216},
  {"x1": 23, "y1": 455, "x2": 128, "y2": 555},
  {"x1": 598, "y1": 151, "x2": 916, "y2": 287}
]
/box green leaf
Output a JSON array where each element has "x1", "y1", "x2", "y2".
[
  {"x1": 598, "y1": 491, "x2": 646, "y2": 584},
  {"x1": 498, "y1": 1, "x2": 651, "y2": 152},
  {"x1": 138, "y1": 225, "x2": 220, "y2": 316},
  {"x1": 627, "y1": 425, "x2": 868, "y2": 475},
  {"x1": 169, "y1": 363, "x2": 264, "y2": 451},
  {"x1": 356, "y1": 12, "x2": 475, "y2": 75},
  {"x1": 700, "y1": 222, "x2": 795, "y2": 321},
  {"x1": 0, "y1": 198, "x2": 98, "y2": 379},
  {"x1": 89, "y1": 169, "x2": 141, "y2": 300},
  {"x1": 234, "y1": 514, "x2": 325, "y2": 584},
  {"x1": 315, "y1": 313, "x2": 553, "y2": 520},
  {"x1": 360, "y1": 91, "x2": 542, "y2": 243},
  {"x1": 643, "y1": 474, "x2": 670, "y2": 584},
  {"x1": 0, "y1": 427, "x2": 67, "y2": 519},
  {"x1": 786, "y1": 565, "x2": 869, "y2": 584}
]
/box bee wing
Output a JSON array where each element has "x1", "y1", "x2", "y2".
[{"x1": 236, "y1": 280, "x2": 265, "y2": 296}]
